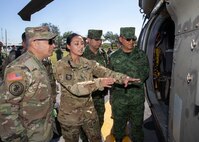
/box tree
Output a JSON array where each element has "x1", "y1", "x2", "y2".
[
  {"x1": 62, "y1": 31, "x2": 73, "y2": 45},
  {"x1": 103, "y1": 31, "x2": 119, "y2": 48},
  {"x1": 41, "y1": 23, "x2": 60, "y2": 35},
  {"x1": 41, "y1": 23, "x2": 62, "y2": 47}
]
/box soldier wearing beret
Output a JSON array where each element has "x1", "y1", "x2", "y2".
[
  {"x1": 54, "y1": 33, "x2": 140, "y2": 142},
  {"x1": 0, "y1": 26, "x2": 57, "y2": 142},
  {"x1": 81, "y1": 29, "x2": 108, "y2": 142},
  {"x1": 109, "y1": 27, "x2": 149, "y2": 142}
]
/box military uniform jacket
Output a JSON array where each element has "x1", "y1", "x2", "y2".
[
  {"x1": 109, "y1": 47, "x2": 149, "y2": 94},
  {"x1": 54, "y1": 54, "x2": 127, "y2": 125},
  {"x1": 0, "y1": 52, "x2": 8, "y2": 79},
  {"x1": 83, "y1": 46, "x2": 109, "y2": 98},
  {"x1": 0, "y1": 51, "x2": 53, "y2": 142},
  {"x1": 83, "y1": 45, "x2": 108, "y2": 67}
]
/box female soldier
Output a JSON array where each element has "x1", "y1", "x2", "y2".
[{"x1": 54, "y1": 33, "x2": 140, "y2": 142}]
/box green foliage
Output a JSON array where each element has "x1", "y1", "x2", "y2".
[
  {"x1": 62, "y1": 31, "x2": 73, "y2": 44},
  {"x1": 41, "y1": 23, "x2": 60, "y2": 35},
  {"x1": 103, "y1": 31, "x2": 119, "y2": 48},
  {"x1": 51, "y1": 50, "x2": 68, "y2": 65},
  {"x1": 101, "y1": 43, "x2": 111, "y2": 50}
]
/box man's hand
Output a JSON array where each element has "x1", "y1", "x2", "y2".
[
  {"x1": 123, "y1": 76, "x2": 141, "y2": 87},
  {"x1": 100, "y1": 77, "x2": 116, "y2": 88}
]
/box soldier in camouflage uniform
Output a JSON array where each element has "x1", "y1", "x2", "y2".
[
  {"x1": 109, "y1": 27, "x2": 149, "y2": 142},
  {"x1": 81, "y1": 29, "x2": 108, "y2": 142},
  {"x1": 22, "y1": 30, "x2": 61, "y2": 142},
  {"x1": 54, "y1": 33, "x2": 140, "y2": 142},
  {"x1": 0, "y1": 26, "x2": 57, "y2": 142},
  {"x1": 0, "y1": 42, "x2": 7, "y2": 80}
]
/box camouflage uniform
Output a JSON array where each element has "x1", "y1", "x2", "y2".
[
  {"x1": 42, "y1": 58, "x2": 62, "y2": 139},
  {"x1": 109, "y1": 27, "x2": 149, "y2": 142},
  {"x1": 83, "y1": 29, "x2": 108, "y2": 128},
  {"x1": 0, "y1": 52, "x2": 7, "y2": 80},
  {"x1": 0, "y1": 26, "x2": 57, "y2": 142},
  {"x1": 0, "y1": 51, "x2": 53, "y2": 142},
  {"x1": 42, "y1": 58, "x2": 57, "y2": 99},
  {"x1": 54, "y1": 54, "x2": 128, "y2": 142}
]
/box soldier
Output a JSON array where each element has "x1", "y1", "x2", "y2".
[
  {"x1": 0, "y1": 42, "x2": 7, "y2": 81},
  {"x1": 54, "y1": 33, "x2": 140, "y2": 142},
  {"x1": 8, "y1": 45, "x2": 17, "y2": 63},
  {"x1": 55, "y1": 47, "x2": 63, "y2": 61},
  {"x1": 0, "y1": 26, "x2": 57, "y2": 142},
  {"x1": 109, "y1": 27, "x2": 149, "y2": 142},
  {"x1": 21, "y1": 31, "x2": 61, "y2": 142},
  {"x1": 81, "y1": 29, "x2": 108, "y2": 142}
]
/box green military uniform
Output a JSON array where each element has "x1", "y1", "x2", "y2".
[
  {"x1": 81, "y1": 29, "x2": 108, "y2": 142},
  {"x1": 109, "y1": 27, "x2": 149, "y2": 142},
  {"x1": 0, "y1": 26, "x2": 57, "y2": 142},
  {"x1": 83, "y1": 29, "x2": 108, "y2": 128},
  {"x1": 54, "y1": 54, "x2": 129, "y2": 142}
]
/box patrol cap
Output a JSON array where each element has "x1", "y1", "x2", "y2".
[
  {"x1": 120, "y1": 27, "x2": 137, "y2": 40},
  {"x1": 87, "y1": 29, "x2": 103, "y2": 40},
  {"x1": 25, "y1": 26, "x2": 57, "y2": 41}
]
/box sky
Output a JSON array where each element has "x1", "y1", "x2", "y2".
[{"x1": 1, "y1": 0, "x2": 144, "y2": 46}]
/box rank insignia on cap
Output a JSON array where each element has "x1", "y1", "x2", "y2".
[{"x1": 7, "y1": 73, "x2": 23, "y2": 81}]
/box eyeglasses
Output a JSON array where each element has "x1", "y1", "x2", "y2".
[{"x1": 34, "y1": 39, "x2": 55, "y2": 45}]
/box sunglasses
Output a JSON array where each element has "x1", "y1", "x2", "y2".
[
  {"x1": 34, "y1": 39, "x2": 55, "y2": 45},
  {"x1": 125, "y1": 38, "x2": 136, "y2": 42}
]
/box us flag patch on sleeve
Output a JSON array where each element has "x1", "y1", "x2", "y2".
[{"x1": 7, "y1": 73, "x2": 23, "y2": 81}]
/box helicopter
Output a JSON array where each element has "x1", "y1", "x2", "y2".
[
  {"x1": 18, "y1": 0, "x2": 199, "y2": 142},
  {"x1": 138, "y1": 0, "x2": 199, "y2": 142}
]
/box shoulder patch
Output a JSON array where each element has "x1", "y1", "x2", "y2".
[
  {"x1": 9, "y1": 82, "x2": 24, "y2": 96},
  {"x1": 7, "y1": 73, "x2": 23, "y2": 81}
]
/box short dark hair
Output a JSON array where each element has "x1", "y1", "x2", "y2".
[{"x1": 22, "y1": 32, "x2": 26, "y2": 42}]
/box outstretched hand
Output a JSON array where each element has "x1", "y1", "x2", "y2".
[
  {"x1": 123, "y1": 76, "x2": 141, "y2": 87},
  {"x1": 100, "y1": 77, "x2": 116, "y2": 88}
]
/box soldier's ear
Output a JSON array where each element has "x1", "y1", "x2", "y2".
[
  {"x1": 87, "y1": 38, "x2": 91, "y2": 43},
  {"x1": 119, "y1": 36, "x2": 123, "y2": 43},
  {"x1": 66, "y1": 44, "x2": 70, "y2": 51}
]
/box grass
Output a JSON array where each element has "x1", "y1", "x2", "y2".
[{"x1": 50, "y1": 49, "x2": 68, "y2": 65}]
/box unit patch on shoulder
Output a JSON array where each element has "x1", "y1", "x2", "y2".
[{"x1": 9, "y1": 82, "x2": 24, "y2": 96}]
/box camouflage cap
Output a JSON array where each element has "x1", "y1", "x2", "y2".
[
  {"x1": 25, "y1": 26, "x2": 57, "y2": 40},
  {"x1": 87, "y1": 29, "x2": 103, "y2": 39},
  {"x1": 120, "y1": 27, "x2": 137, "y2": 40}
]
